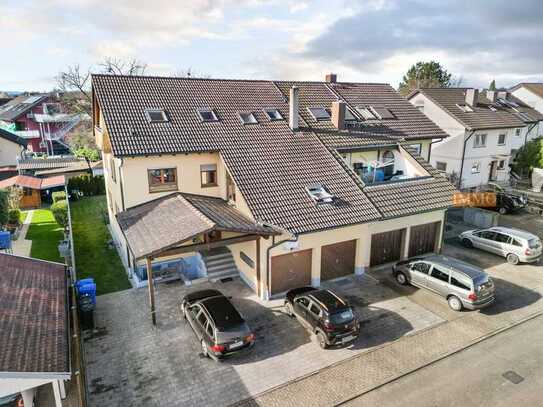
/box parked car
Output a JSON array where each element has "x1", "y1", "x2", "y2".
[
  {"x1": 480, "y1": 183, "x2": 527, "y2": 214},
  {"x1": 284, "y1": 287, "x2": 360, "y2": 349},
  {"x1": 460, "y1": 226, "x2": 542, "y2": 265},
  {"x1": 0, "y1": 394, "x2": 23, "y2": 407},
  {"x1": 393, "y1": 254, "x2": 495, "y2": 311},
  {"x1": 181, "y1": 289, "x2": 255, "y2": 361}
]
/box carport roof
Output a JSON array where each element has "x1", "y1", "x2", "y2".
[{"x1": 117, "y1": 192, "x2": 279, "y2": 259}]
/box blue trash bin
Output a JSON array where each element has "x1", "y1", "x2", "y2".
[{"x1": 78, "y1": 282, "x2": 97, "y2": 305}]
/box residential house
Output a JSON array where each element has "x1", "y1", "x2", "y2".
[
  {"x1": 0, "y1": 254, "x2": 70, "y2": 407},
  {"x1": 0, "y1": 128, "x2": 26, "y2": 180},
  {"x1": 510, "y1": 83, "x2": 543, "y2": 117},
  {"x1": 0, "y1": 175, "x2": 65, "y2": 208},
  {"x1": 92, "y1": 73, "x2": 455, "y2": 306},
  {"x1": 0, "y1": 94, "x2": 80, "y2": 155},
  {"x1": 408, "y1": 88, "x2": 532, "y2": 189}
]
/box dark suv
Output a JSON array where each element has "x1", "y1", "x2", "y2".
[
  {"x1": 284, "y1": 287, "x2": 360, "y2": 349},
  {"x1": 480, "y1": 183, "x2": 527, "y2": 214},
  {"x1": 181, "y1": 289, "x2": 255, "y2": 361}
]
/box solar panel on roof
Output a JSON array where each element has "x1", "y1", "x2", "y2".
[{"x1": 23, "y1": 96, "x2": 42, "y2": 104}]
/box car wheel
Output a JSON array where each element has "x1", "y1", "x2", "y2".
[
  {"x1": 507, "y1": 253, "x2": 519, "y2": 265},
  {"x1": 448, "y1": 295, "x2": 463, "y2": 311},
  {"x1": 180, "y1": 303, "x2": 187, "y2": 319},
  {"x1": 316, "y1": 331, "x2": 328, "y2": 349},
  {"x1": 462, "y1": 238, "x2": 473, "y2": 248},
  {"x1": 498, "y1": 207, "x2": 508, "y2": 215},
  {"x1": 395, "y1": 272, "x2": 408, "y2": 286},
  {"x1": 285, "y1": 302, "x2": 294, "y2": 317},
  {"x1": 201, "y1": 340, "x2": 209, "y2": 358}
]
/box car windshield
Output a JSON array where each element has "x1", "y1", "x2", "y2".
[
  {"x1": 529, "y1": 238, "x2": 541, "y2": 249},
  {"x1": 329, "y1": 309, "x2": 354, "y2": 324},
  {"x1": 475, "y1": 276, "x2": 493, "y2": 292}
]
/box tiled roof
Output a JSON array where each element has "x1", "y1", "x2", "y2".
[
  {"x1": 510, "y1": 83, "x2": 543, "y2": 99},
  {"x1": 117, "y1": 192, "x2": 278, "y2": 259},
  {"x1": 17, "y1": 156, "x2": 83, "y2": 171},
  {"x1": 411, "y1": 88, "x2": 526, "y2": 130},
  {"x1": 485, "y1": 93, "x2": 543, "y2": 123},
  {"x1": 0, "y1": 174, "x2": 65, "y2": 190},
  {"x1": 0, "y1": 94, "x2": 48, "y2": 121},
  {"x1": 0, "y1": 127, "x2": 27, "y2": 147},
  {"x1": 0, "y1": 254, "x2": 69, "y2": 374}
]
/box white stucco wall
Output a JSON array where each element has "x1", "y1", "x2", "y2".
[
  {"x1": 0, "y1": 138, "x2": 24, "y2": 167},
  {"x1": 511, "y1": 87, "x2": 543, "y2": 115}
]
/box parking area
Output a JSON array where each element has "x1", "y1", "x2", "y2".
[{"x1": 83, "y1": 274, "x2": 444, "y2": 407}]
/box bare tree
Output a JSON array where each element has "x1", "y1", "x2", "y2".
[{"x1": 99, "y1": 57, "x2": 147, "y2": 76}]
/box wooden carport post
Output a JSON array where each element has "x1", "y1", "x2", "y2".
[
  {"x1": 256, "y1": 237, "x2": 261, "y2": 297},
  {"x1": 146, "y1": 257, "x2": 157, "y2": 325}
]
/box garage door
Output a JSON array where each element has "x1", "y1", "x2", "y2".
[
  {"x1": 370, "y1": 229, "x2": 405, "y2": 266},
  {"x1": 270, "y1": 249, "x2": 312, "y2": 295},
  {"x1": 321, "y1": 240, "x2": 356, "y2": 281},
  {"x1": 408, "y1": 221, "x2": 441, "y2": 257}
]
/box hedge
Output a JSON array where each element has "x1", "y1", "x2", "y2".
[
  {"x1": 51, "y1": 200, "x2": 69, "y2": 228},
  {"x1": 52, "y1": 191, "x2": 67, "y2": 203},
  {"x1": 7, "y1": 209, "x2": 21, "y2": 225},
  {"x1": 67, "y1": 175, "x2": 105, "y2": 198}
]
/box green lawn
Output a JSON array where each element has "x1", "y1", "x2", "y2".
[
  {"x1": 26, "y1": 209, "x2": 64, "y2": 263},
  {"x1": 71, "y1": 196, "x2": 131, "y2": 295},
  {"x1": 19, "y1": 211, "x2": 28, "y2": 224}
]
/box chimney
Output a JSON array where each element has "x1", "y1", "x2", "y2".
[
  {"x1": 331, "y1": 101, "x2": 346, "y2": 130},
  {"x1": 486, "y1": 90, "x2": 497, "y2": 103},
  {"x1": 465, "y1": 88, "x2": 479, "y2": 107},
  {"x1": 497, "y1": 90, "x2": 508, "y2": 100},
  {"x1": 289, "y1": 86, "x2": 299, "y2": 131},
  {"x1": 325, "y1": 73, "x2": 337, "y2": 83}
]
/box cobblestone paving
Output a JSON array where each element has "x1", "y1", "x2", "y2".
[{"x1": 83, "y1": 275, "x2": 443, "y2": 407}]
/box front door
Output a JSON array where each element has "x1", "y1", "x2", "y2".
[{"x1": 489, "y1": 161, "x2": 498, "y2": 182}]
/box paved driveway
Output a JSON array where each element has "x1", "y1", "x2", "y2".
[{"x1": 83, "y1": 274, "x2": 443, "y2": 407}]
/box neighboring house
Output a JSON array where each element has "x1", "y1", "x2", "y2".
[
  {"x1": 510, "y1": 83, "x2": 543, "y2": 118},
  {"x1": 408, "y1": 88, "x2": 530, "y2": 189},
  {"x1": 0, "y1": 175, "x2": 65, "y2": 208},
  {"x1": 0, "y1": 254, "x2": 70, "y2": 407},
  {"x1": 0, "y1": 128, "x2": 26, "y2": 174},
  {"x1": 17, "y1": 156, "x2": 85, "y2": 176},
  {"x1": 92, "y1": 73, "x2": 455, "y2": 306},
  {"x1": 34, "y1": 160, "x2": 103, "y2": 179},
  {"x1": 0, "y1": 94, "x2": 80, "y2": 155}
]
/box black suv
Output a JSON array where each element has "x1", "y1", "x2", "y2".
[
  {"x1": 181, "y1": 289, "x2": 255, "y2": 361},
  {"x1": 481, "y1": 183, "x2": 527, "y2": 214},
  {"x1": 284, "y1": 287, "x2": 360, "y2": 349}
]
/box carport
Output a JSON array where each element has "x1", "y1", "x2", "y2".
[{"x1": 116, "y1": 192, "x2": 278, "y2": 325}]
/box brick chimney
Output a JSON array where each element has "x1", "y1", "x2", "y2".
[
  {"x1": 331, "y1": 101, "x2": 346, "y2": 130},
  {"x1": 486, "y1": 90, "x2": 497, "y2": 103},
  {"x1": 497, "y1": 90, "x2": 508, "y2": 100},
  {"x1": 465, "y1": 88, "x2": 479, "y2": 106},
  {"x1": 289, "y1": 86, "x2": 299, "y2": 131},
  {"x1": 325, "y1": 73, "x2": 337, "y2": 83}
]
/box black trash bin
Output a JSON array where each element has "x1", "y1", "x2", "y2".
[{"x1": 78, "y1": 294, "x2": 95, "y2": 330}]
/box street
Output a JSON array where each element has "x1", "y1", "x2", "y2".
[{"x1": 343, "y1": 313, "x2": 543, "y2": 407}]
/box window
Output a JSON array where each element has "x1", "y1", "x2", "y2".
[
  {"x1": 498, "y1": 160, "x2": 505, "y2": 170},
  {"x1": 200, "y1": 164, "x2": 218, "y2": 187},
  {"x1": 147, "y1": 168, "x2": 178, "y2": 192},
  {"x1": 407, "y1": 144, "x2": 422, "y2": 155},
  {"x1": 430, "y1": 266, "x2": 449, "y2": 283},
  {"x1": 471, "y1": 162, "x2": 481, "y2": 174},
  {"x1": 498, "y1": 134, "x2": 506, "y2": 145},
  {"x1": 494, "y1": 233, "x2": 510, "y2": 243},
  {"x1": 206, "y1": 322, "x2": 214, "y2": 337},
  {"x1": 23, "y1": 187, "x2": 32, "y2": 196},
  {"x1": 436, "y1": 161, "x2": 447, "y2": 172},
  {"x1": 411, "y1": 262, "x2": 430, "y2": 274},
  {"x1": 145, "y1": 109, "x2": 169, "y2": 123},
  {"x1": 264, "y1": 109, "x2": 283, "y2": 121},
  {"x1": 239, "y1": 112, "x2": 258, "y2": 125},
  {"x1": 457, "y1": 104, "x2": 474, "y2": 113},
  {"x1": 226, "y1": 172, "x2": 236, "y2": 202},
  {"x1": 109, "y1": 156, "x2": 116, "y2": 182},
  {"x1": 197, "y1": 109, "x2": 219, "y2": 122},
  {"x1": 44, "y1": 103, "x2": 61, "y2": 115},
  {"x1": 480, "y1": 231, "x2": 497, "y2": 240},
  {"x1": 511, "y1": 238, "x2": 522, "y2": 247},
  {"x1": 451, "y1": 276, "x2": 470, "y2": 291},
  {"x1": 515, "y1": 128, "x2": 522, "y2": 137},
  {"x1": 473, "y1": 134, "x2": 487, "y2": 148},
  {"x1": 240, "y1": 252, "x2": 255, "y2": 268},
  {"x1": 382, "y1": 150, "x2": 395, "y2": 177},
  {"x1": 307, "y1": 107, "x2": 330, "y2": 121},
  {"x1": 296, "y1": 297, "x2": 310, "y2": 308},
  {"x1": 355, "y1": 106, "x2": 377, "y2": 120},
  {"x1": 415, "y1": 105, "x2": 424, "y2": 112},
  {"x1": 370, "y1": 106, "x2": 395, "y2": 120},
  {"x1": 197, "y1": 311, "x2": 208, "y2": 326},
  {"x1": 309, "y1": 303, "x2": 320, "y2": 316},
  {"x1": 306, "y1": 183, "x2": 335, "y2": 204},
  {"x1": 345, "y1": 108, "x2": 357, "y2": 121}
]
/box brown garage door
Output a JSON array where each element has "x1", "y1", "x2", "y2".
[
  {"x1": 321, "y1": 240, "x2": 356, "y2": 281},
  {"x1": 370, "y1": 229, "x2": 405, "y2": 266},
  {"x1": 409, "y1": 221, "x2": 441, "y2": 257},
  {"x1": 270, "y1": 249, "x2": 312, "y2": 295}
]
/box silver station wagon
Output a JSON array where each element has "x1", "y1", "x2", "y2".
[
  {"x1": 459, "y1": 227, "x2": 542, "y2": 265},
  {"x1": 393, "y1": 254, "x2": 495, "y2": 311}
]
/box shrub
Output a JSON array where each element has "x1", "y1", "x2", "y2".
[
  {"x1": 514, "y1": 137, "x2": 543, "y2": 175},
  {"x1": 7, "y1": 209, "x2": 21, "y2": 225},
  {"x1": 0, "y1": 189, "x2": 8, "y2": 227},
  {"x1": 52, "y1": 191, "x2": 67, "y2": 203},
  {"x1": 67, "y1": 175, "x2": 105, "y2": 197},
  {"x1": 51, "y1": 200, "x2": 69, "y2": 228}
]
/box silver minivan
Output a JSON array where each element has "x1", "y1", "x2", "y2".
[
  {"x1": 393, "y1": 254, "x2": 495, "y2": 311},
  {"x1": 459, "y1": 227, "x2": 542, "y2": 265}
]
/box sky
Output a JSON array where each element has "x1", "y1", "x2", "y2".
[{"x1": 1, "y1": 0, "x2": 542, "y2": 92}]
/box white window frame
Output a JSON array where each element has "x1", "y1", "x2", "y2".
[
  {"x1": 515, "y1": 128, "x2": 522, "y2": 137},
  {"x1": 238, "y1": 112, "x2": 258, "y2": 125},
  {"x1": 435, "y1": 161, "x2": 447, "y2": 172},
  {"x1": 497, "y1": 160, "x2": 506, "y2": 170},
  {"x1": 471, "y1": 162, "x2": 481, "y2": 174},
  {"x1": 473, "y1": 134, "x2": 487, "y2": 148},
  {"x1": 197, "y1": 109, "x2": 219, "y2": 122},
  {"x1": 145, "y1": 109, "x2": 169, "y2": 123},
  {"x1": 497, "y1": 133, "x2": 506, "y2": 145},
  {"x1": 263, "y1": 109, "x2": 284, "y2": 121}
]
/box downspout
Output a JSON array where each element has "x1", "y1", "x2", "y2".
[
  {"x1": 458, "y1": 130, "x2": 476, "y2": 190},
  {"x1": 428, "y1": 138, "x2": 442, "y2": 162},
  {"x1": 524, "y1": 123, "x2": 537, "y2": 146},
  {"x1": 118, "y1": 157, "x2": 130, "y2": 268},
  {"x1": 265, "y1": 230, "x2": 298, "y2": 300}
]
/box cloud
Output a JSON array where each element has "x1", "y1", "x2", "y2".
[{"x1": 297, "y1": 0, "x2": 543, "y2": 87}]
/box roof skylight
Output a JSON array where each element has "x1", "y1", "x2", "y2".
[
  {"x1": 370, "y1": 106, "x2": 395, "y2": 120},
  {"x1": 306, "y1": 183, "x2": 335, "y2": 204},
  {"x1": 456, "y1": 104, "x2": 474, "y2": 113},
  {"x1": 355, "y1": 106, "x2": 377, "y2": 120},
  {"x1": 345, "y1": 108, "x2": 357, "y2": 121},
  {"x1": 264, "y1": 109, "x2": 284, "y2": 121},
  {"x1": 145, "y1": 109, "x2": 169, "y2": 123},
  {"x1": 197, "y1": 109, "x2": 219, "y2": 122},
  {"x1": 307, "y1": 107, "x2": 331, "y2": 121},
  {"x1": 239, "y1": 112, "x2": 258, "y2": 125}
]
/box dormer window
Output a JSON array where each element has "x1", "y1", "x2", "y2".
[
  {"x1": 239, "y1": 112, "x2": 258, "y2": 125},
  {"x1": 306, "y1": 183, "x2": 335, "y2": 204},
  {"x1": 145, "y1": 109, "x2": 169, "y2": 123},
  {"x1": 264, "y1": 109, "x2": 284, "y2": 121},
  {"x1": 307, "y1": 107, "x2": 330, "y2": 121},
  {"x1": 355, "y1": 106, "x2": 377, "y2": 120},
  {"x1": 197, "y1": 109, "x2": 219, "y2": 122}
]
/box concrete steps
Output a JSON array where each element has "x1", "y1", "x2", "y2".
[{"x1": 200, "y1": 248, "x2": 239, "y2": 281}]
